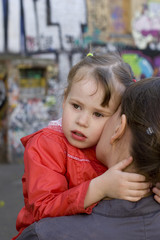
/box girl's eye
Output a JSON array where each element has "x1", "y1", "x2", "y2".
[
  {"x1": 94, "y1": 112, "x2": 104, "y2": 118},
  {"x1": 72, "y1": 103, "x2": 81, "y2": 110}
]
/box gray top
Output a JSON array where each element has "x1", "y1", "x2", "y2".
[{"x1": 17, "y1": 195, "x2": 160, "y2": 240}]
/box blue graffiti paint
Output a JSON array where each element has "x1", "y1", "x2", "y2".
[{"x1": 139, "y1": 58, "x2": 153, "y2": 78}]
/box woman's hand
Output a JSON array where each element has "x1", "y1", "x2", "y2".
[{"x1": 152, "y1": 183, "x2": 160, "y2": 204}]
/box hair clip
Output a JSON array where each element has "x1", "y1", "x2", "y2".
[
  {"x1": 146, "y1": 127, "x2": 154, "y2": 135},
  {"x1": 87, "y1": 53, "x2": 93, "y2": 57}
]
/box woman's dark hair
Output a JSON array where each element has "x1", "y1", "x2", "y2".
[
  {"x1": 65, "y1": 52, "x2": 134, "y2": 107},
  {"x1": 121, "y1": 77, "x2": 160, "y2": 184}
]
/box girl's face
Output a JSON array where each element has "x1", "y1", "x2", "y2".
[{"x1": 62, "y1": 75, "x2": 123, "y2": 149}]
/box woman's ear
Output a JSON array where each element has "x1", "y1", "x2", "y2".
[{"x1": 110, "y1": 114, "x2": 127, "y2": 144}]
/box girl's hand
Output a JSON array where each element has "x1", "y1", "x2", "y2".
[
  {"x1": 84, "y1": 157, "x2": 150, "y2": 208},
  {"x1": 152, "y1": 183, "x2": 160, "y2": 204},
  {"x1": 100, "y1": 157, "x2": 150, "y2": 201}
]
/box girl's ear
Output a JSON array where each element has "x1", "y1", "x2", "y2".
[
  {"x1": 62, "y1": 97, "x2": 66, "y2": 110},
  {"x1": 110, "y1": 114, "x2": 127, "y2": 144},
  {"x1": 62, "y1": 89, "x2": 67, "y2": 109},
  {"x1": 62, "y1": 98, "x2": 65, "y2": 109}
]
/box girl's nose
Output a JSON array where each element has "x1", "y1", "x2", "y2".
[{"x1": 76, "y1": 113, "x2": 90, "y2": 128}]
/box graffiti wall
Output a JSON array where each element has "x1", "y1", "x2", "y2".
[
  {"x1": 0, "y1": 0, "x2": 133, "y2": 53},
  {"x1": 6, "y1": 59, "x2": 59, "y2": 162},
  {"x1": 1, "y1": 0, "x2": 160, "y2": 71},
  {"x1": 0, "y1": 62, "x2": 7, "y2": 163},
  {"x1": 132, "y1": 1, "x2": 160, "y2": 50},
  {"x1": 123, "y1": 50, "x2": 160, "y2": 80},
  {"x1": 0, "y1": 0, "x2": 160, "y2": 162},
  {"x1": 0, "y1": 0, "x2": 159, "y2": 50}
]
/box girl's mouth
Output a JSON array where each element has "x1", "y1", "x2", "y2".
[{"x1": 71, "y1": 131, "x2": 87, "y2": 141}]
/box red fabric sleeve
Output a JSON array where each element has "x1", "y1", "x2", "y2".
[{"x1": 23, "y1": 131, "x2": 96, "y2": 221}]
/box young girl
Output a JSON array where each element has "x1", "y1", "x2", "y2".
[{"x1": 13, "y1": 52, "x2": 150, "y2": 239}]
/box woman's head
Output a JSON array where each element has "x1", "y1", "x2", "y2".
[
  {"x1": 97, "y1": 77, "x2": 160, "y2": 184},
  {"x1": 121, "y1": 77, "x2": 160, "y2": 184}
]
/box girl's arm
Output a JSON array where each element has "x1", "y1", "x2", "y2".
[
  {"x1": 84, "y1": 157, "x2": 150, "y2": 208},
  {"x1": 24, "y1": 132, "x2": 96, "y2": 221}
]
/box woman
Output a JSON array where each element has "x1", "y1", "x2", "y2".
[{"x1": 17, "y1": 77, "x2": 160, "y2": 240}]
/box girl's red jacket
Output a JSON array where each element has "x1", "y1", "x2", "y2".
[{"x1": 13, "y1": 120, "x2": 107, "y2": 239}]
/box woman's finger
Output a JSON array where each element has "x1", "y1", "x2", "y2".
[
  {"x1": 152, "y1": 187, "x2": 160, "y2": 197},
  {"x1": 154, "y1": 194, "x2": 160, "y2": 204}
]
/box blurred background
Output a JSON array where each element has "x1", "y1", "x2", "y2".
[{"x1": 0, "y1": 0, "x2": 160, "y2": 239}]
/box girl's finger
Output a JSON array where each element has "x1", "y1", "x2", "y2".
[
  {"x1": 126, "y1": 182, "x2": 150, "y2": 191},
  {"x1": 113, "y1": 157, "x2": 133, "y2": 171},
  {"x1": 122, "y1": 172, "x2": 146, "y2": 182},
  {"x1": 125, "y1": 196, "x2": 142, "y2": 202},
  {"x1": 126, "y1": 189, "x2": 150, "y2": 198}
]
